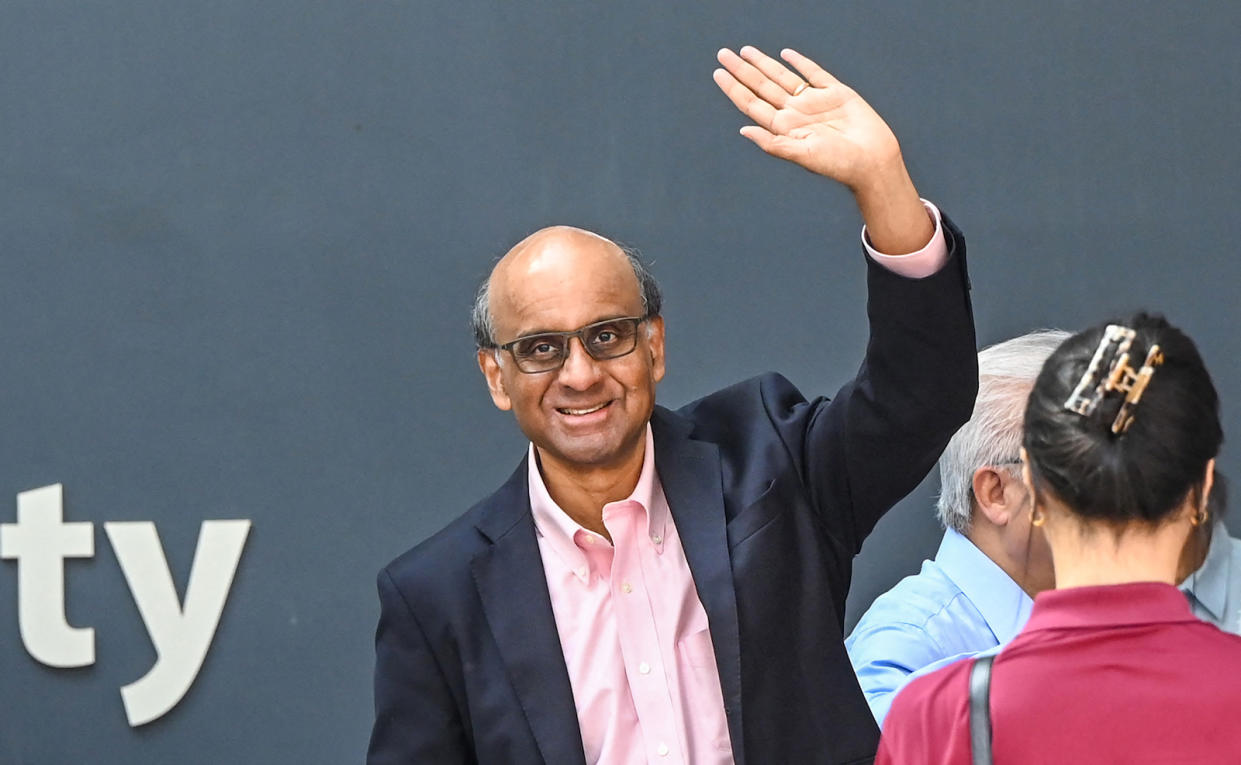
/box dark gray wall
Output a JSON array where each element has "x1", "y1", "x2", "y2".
[{"x1": 1, "y1": 1, "x2": 1238, "y2": 762}]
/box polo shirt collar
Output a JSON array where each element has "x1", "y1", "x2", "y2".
[
  {"x1": 1182, "y1": 520, "x2": 1231, "y2": 623},
  {"x1": 936, "y1": 528, "x2": 1034, "y2": 644},
  {"x1": 1025, "y1": 581, "x2": 1196, "y2": 632},
  {"x1": 527, "y1": 425, "x2": 665, "y2": 577}
]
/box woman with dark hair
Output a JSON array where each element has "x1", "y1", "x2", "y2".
[{"x1": 877, "y1": 314, "x2": 1241, "y2": 763}]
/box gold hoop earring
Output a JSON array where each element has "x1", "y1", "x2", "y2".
[
  {"x1": 1031, "y1": 509, "x2": 1046, "y2": 528},
  {"x1": 1191, "y1": 508, "x2": 1209, "y2": 527}
]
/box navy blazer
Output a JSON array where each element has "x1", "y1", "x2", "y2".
[{"x1": 369, "y1": 218, "x2": 977, "y2": 764}]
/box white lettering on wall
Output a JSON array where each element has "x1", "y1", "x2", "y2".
[
  {"x1": 0, "y1": 484, "x2": 95, "y2": 667},
  {"x1": 105, "y1": 519, "x2": 250, "y2": 726},
  {"x1": 0, "y1": 484, "x2": 251, "y2": 727}
]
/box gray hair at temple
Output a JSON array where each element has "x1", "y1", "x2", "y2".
[
  {"x1": 470, "y1": 240, "x2": 663, "y2": 349},
  {"x1": 936, "y1": 329, "x2": 1072, "y2": 533}
]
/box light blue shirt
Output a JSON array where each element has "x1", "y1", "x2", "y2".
[
  {"x1": 845, "y1": 528, "x2": 1033, "y2": 727},
  {"x1": 1184, "y1": 520, "x2": 1241, "y2": 635}
]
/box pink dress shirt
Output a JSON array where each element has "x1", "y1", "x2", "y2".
[
  {"x1": 529, "y1": 206, "x2": 948, "y2": 764},
  {"x1": 531, "y1": 426, "x2": 730, "y2": 764}
]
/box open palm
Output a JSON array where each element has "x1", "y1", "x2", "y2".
[{"x1": 713, "y1": 47, "x2": 903, "y2": 193}]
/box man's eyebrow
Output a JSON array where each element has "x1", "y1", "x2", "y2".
[{"x1": 511, "y1": 315, "x2": 634, "y2": 339}]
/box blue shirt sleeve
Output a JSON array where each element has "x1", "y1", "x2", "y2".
[{"x1": 846, "y1": 619, "x2": 948, "y2": 726}]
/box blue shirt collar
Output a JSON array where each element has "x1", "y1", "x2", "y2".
[
  {"x1": 1183, "y1": 520, "x2": 1232, "y2": 622},
  {"x1": 934, "y1": 528, "x2": 1034, "y2": 644}
]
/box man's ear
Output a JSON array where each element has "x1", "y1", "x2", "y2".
[
  {"x1": 477, "y1": 348, "x2": 513, "y2": 411},
  {"x1": 972, "y1": 466, "x2": 1013, "y2": 526},
  {"x1": 646, "y1": 315, "x2": 667, "y2": 383}
]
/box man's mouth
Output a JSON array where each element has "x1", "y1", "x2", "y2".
[{"x1": 556, "y1": 402, "x2": 611, "y2": 416}]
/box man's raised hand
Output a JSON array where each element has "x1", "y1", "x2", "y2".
[
  {"x1": 713, "y1": 45, "x2": 933, "y2": 254},
  {"x1": 713, "y1": 46, "x2": 904, "y2": 193}
]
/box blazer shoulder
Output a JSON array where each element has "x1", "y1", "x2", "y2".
[
  {"x1": 383, "y1": 507, "x2": 484, "y2": 583},
  {"x1": 670, "y1": 372, "x2": 826, "y2": 457},
  {"x1": 674, "y1": 372, "x2": 816, "y2": 432}
]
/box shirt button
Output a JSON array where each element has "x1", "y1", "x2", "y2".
[
  {"x1": 650, "y1": 534, "x2": 663, "y2": 544},
  {"x1": 639, "y1": 661, "x2": 651, "y2": 675},
  {"x1": 657, "y1": 743, "x2": 669, "y2": 757},
  {"x1": 575, "y1": 567, "x2": 587, "y2": 579},
  {"x1": 583, "y1": 536, "x2": 595, "y2": 545},
  {"x1": 621, "y1": 582, "x2": 633, "y2": 594}
]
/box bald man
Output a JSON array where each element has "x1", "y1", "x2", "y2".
[{"x1": 368, "y1": 47, "x2": 978, "y2": 765}]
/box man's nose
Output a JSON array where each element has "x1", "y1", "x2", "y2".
[{"x1": 557, "y1": 337, "x2": 603, "y2": 389}]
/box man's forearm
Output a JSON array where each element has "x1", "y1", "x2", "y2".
[{"x1": 853, "y1": 155, "x2": 934, "y2": 255}]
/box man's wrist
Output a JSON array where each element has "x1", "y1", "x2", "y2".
[
  {"x1": 862, "y1": 200, "x2": 948, "y2": 279},
  {"x1": 848, "y1": 148, "x2": 911, "y2": 201},
  {"x1": 854, "y1": 162, "x2": 934, "y2": 256}
]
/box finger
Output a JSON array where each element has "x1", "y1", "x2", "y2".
[
  {"x1": 738, "y1": 125, "x2": 777, "y2": 152},
  {"x1": 738, "y1": 126, "x2": 805, "y2": 163},
  {"x1": 713, "y1": 68, "x2": 778, "y2": 130},
  {"x1": 780, "y1": 48, "x2": 841, "y2": 90},
  {"x1": 717, "y1": 47, "x2": 796, "y2": 109},
  {"x1": 738, "y1": 45, "x2": 809, "y2": 96}
]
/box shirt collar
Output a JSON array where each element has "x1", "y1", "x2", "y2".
[
  {"x1": 1182, "y1": 520, "x2": 1232, "y2": 622},
  {"x1": 1025, "y1": 581, "x2": 1197, "y2": 633},
  {"x1": 527, "y1": 424, "x2": 665, "y2": 577},
  {"x1": 935, "y1": 528, "x2": 1034, "y2": 644}
]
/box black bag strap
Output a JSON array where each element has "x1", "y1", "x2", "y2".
[{"x1": 968, "y1": 655, "x2": 995, "y2": 765}]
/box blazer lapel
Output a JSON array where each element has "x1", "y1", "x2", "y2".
[
  {"x1": 471, "y1": 460, "x2": 587, "y2": 765},
  {"x1": 651, "y1": 408, "x2": 746, "y2": 764}
]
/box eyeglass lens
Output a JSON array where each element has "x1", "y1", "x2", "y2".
[{"x1": 510, "y1": 318, "x2": 641, "y2": 372}]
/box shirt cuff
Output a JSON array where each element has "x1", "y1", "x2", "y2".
[{"x1": 861, "y1": 199, "x2": 948, "y2": 279}]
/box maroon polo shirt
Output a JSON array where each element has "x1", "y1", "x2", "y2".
[{"x1": 878, "y1": 581, "x2": 1241, "y2": 763}]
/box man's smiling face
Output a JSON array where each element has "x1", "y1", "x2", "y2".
[{"x1": 477, "y1": 226, "x2": 665, "y2": 476}]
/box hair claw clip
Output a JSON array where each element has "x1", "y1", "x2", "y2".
[
  {"x1": 1063, "y1": 325, "x2": 1164, "y2": 434},
  {"x1": 1064, "y1": 325, "x2": 1136, "y2": 417},
  {"x1": 1109, "y1": 344, "x2": 1164, "y2": 434}
]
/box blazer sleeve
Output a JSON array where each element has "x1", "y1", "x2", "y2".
[
  {"x1": 367, "y1": 568, "x2": 473, "y2": 765},
  {"x1": 771, "y1": 215, "x2": 977, "y2": 556}
]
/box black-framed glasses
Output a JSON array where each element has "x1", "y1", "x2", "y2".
[{"x1": 495, "y1": 316, "x2": 648, "y2": 373}]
